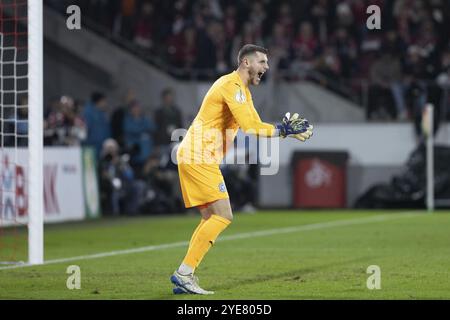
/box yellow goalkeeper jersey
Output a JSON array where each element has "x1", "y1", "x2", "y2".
[{"x1": 177, "y1": 70, "x2": 275, "y2": 165}]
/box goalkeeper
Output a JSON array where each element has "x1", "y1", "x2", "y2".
[{"x1": 171, "y1": 44, "x2": 313, "y2": 295}]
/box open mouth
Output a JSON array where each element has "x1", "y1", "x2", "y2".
[{"x1": 257, "y1": 72, "x2": 264, "y2": 80}]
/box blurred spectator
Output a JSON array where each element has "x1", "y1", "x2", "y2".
[
  {"x1": 3, "y1": 97, "x2": 28, "y2": 147},
  {"x1": 436, "y1": 50, "x2": 450, "y2": 88},
  {"x1": 16, "y1": 97, "x2": 29, "y2": 147},
  {"x1": 114, "y1": 0, "x2": 137, "y2": 39},
  {"x1": 368, "y1": 52, "x2": 405, "y2": 120},
  {"x1": 154, "y1": 88, "x2": 184, "y2": 147},
  {"x1": 99, "y1": 138, "x2": 145, "y2": 215},
  {"x1": 140, "y1": 145, "x2": 184, "y2": 214},
  {"x1": 413, "y1": 21, "x2": 438, "y2": 60},
  {"x1": 111, "y1": 89, "x2": 136, "y2": 148},
  {"x1": 436, "y1": 49, "x2": 450, "y2": 120},
  {"x1": 195, "y1": 21, "x2": 218, "y2": 73},
  {"x1": 351, "y1": 0, "x2": 370, "y2": 44},
  {"x1": 123, "y1": 100, "x2": 156, "y2": 172},
  {"x1": 223, "y1": 4, "x2": 238, "y2": 42},
  {"x1": 171, "y1": 12, "x2": 186, "y2": 36},
  {"x1": 383, "y1": 30, "x2": 407, "y2": 57},
  {"x1": 335, "y1": 0, "x2": 354, "y2": 29},
  {"x1": 248, "y1": 1, "x2": 266, "y2": 42},
  {"x1": 293, "y1": 21, "x2": 319, "y2": 63},
  {"x1": 82, "y1": 92, "x2": 111, "y2": 158},
  {"x1": 45, "y1": 96, "x2": 87, "y2": 146},
  {"x1": 404, "y1": 45, "x2": 429, "y2": 129},
  {"x1": 133, "y1": 1, "x2": 155, "y2": 50},
  {"x1": 309, "y1": 0, "x2": 333, "y2": 44},
  {"x1": 291, "y1": 21, "x2": 319, "y2": 78},
  {"x1": 210, "y1": 21, "x2": 229, "y2": 73},
  {"x1": 167, "y1": 27, "x2": 198, "y2": 70},
  {"x1": 266, "y1": 22, "x2": 291, "y2": 77},
  {"x1": 276, "y1": 2, "x2": 295, "y2": 39},
  {"x1": 332, "y1": 27, "x2": 358, "y2": 79},
  {"x1": 315, "y1": 46, "x2": 342, "y2": 85}
]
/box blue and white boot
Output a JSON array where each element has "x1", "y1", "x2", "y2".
[{"x1": 170, "y1": 271, "x2": 214, "y2": 295}]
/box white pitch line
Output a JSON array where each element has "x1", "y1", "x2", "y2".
[{"x1": 0, "y1": 212, "x2": 418, "y2": 270}]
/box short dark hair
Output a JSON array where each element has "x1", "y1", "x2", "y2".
[
  {"x1": 237, "y1": 44, "x2": 268, "y2": 66},
  {"x1": 91, "y1": 92, "x2": 106, "y2": 104}
]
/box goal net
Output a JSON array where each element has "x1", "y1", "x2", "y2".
[{"x1": 0, "y1": 0, "x2": 43, "y2": 266}]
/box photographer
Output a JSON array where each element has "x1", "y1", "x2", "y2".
[{"x1": 99, "y1": 138, "x2": 145, "y2": 215}]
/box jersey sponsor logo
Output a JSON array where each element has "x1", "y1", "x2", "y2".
[
  {"x1": 235, "y1": 89, "x2": 246, "y2": 104},
  {"x1": 218, "y1": 182, "x2": 227, "y2": 193}
]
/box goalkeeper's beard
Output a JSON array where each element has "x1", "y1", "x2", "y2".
[{"x1": 249, "y1": 69, "x2": 260, "y2": 85}]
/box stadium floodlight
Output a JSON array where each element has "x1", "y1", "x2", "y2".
[{"x1": 0, "y1": 0, "x2": 43, "y2": 265}]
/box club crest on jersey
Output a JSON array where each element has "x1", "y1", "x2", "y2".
[
  {"x1": 218, "y1": 182, "x2": 227, "y2": 193},
  {"x1": 235, "y1": 89, "x2": 246, "y2": 104}
]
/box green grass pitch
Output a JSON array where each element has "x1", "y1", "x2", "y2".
[{"x1": 0, "y1": 210, "x2": 449, "y2": 299}]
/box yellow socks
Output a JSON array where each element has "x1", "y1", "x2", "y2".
[
  {"x1": 182, "y1": 214, "x2": 231, "y2": 270},
  {"x1": 189, "y1": 218, "x2": 207, "y2": 249}
]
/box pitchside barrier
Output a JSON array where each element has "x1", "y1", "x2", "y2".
[{"x1": 0, "y1": 146, "x2": 100, "y2": 227}]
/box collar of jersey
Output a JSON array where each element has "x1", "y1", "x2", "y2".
[{"x1": 233, "y1": 70, "x2": 247, "y2": 89}]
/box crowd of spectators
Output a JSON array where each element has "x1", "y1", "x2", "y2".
[
  {"x1": 42, "y1": 89, "x2": 185, "y2": 215},
  {"x1": 46, "y1": 0, "x2": 450, "y2": 123},
  {"x1": 40, "y1": 88, "x2": 258, "y2": 215},
  {"x1": 41, "y1": 88, "x2": 255, "y2": 215},
  {"x1": 5, "y1": 0, "x2": 450, "y2": 214}
]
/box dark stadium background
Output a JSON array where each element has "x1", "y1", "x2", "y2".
[
  {"x1": 1, "y1": 0, "x2": 450, "y2": 302},
  {"x1": 33, "y1": 0, "x2": 450, "y2": 215}
]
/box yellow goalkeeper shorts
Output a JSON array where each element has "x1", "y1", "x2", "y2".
[{"x1": 177, "y1": 163, "x2": 229, "y2": 208}]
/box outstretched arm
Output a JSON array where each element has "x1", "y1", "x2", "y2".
[
  {"x1": 222, "y1": 85, "x2": 278, "y2": 137},
  {"x1": 222, "y1": 84, "x2": 313, "y2": 141}
]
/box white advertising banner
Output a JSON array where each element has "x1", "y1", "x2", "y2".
[{"x1": 0, "y1": 147, "x2": 86, "y2": 226}]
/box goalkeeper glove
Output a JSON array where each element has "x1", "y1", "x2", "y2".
[{"x1": 276, "y1": 112, "x2": 313, "y2": 141}]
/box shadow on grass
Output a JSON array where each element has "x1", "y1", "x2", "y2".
[
  {"x1": 213, "y1": 256, "x2": 375, "y2": 291},
  {"x1": 153, "y1": 256, "x2": 376, "y2": 300}
]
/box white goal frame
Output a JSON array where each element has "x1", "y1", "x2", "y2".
[{"x1": 27, "y1": 0, "x2": 44, "y2": 265}]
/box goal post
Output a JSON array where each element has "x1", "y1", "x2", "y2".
[
  {"x1": 0, "y1": 0, "x2": 43, "y2": 265},
  {"x1": 27, "y1": 0, "x2": 43, "y2": 264}
]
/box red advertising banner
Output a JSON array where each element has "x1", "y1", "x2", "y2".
[{"x1": 292, "y1": 152, "x2": 348, "y2": 208}]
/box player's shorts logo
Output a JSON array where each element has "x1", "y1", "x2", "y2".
[
  {"x1": 235, "y1": 89, "x2": 246, "y2": 103},
  {"x1": 218, "y1": 182, "x2": 227, "y2": 193}
]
